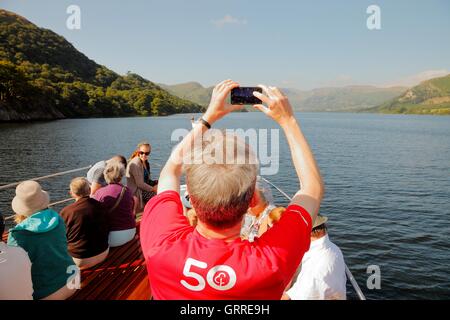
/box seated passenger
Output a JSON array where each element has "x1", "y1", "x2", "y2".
[
  {"x1": 240, "y1": 176, "x2": 282, "y2": 241},
  {"x1": 126, "y1": 141, "x2": 158, "y2": 213},
  {"x1": 94, "y1": 160, "x2": 136, "y2": 247},
  {"x1": 60, "y1": 177, "x2": 109, "y2": 269},
  {"x1": 283, "y1": 215, "x2": 347, "y2": 300},
  {"x1": 86, "y1": 155, "x2": 127, "y2": 196},
  {"x1": 0, "y1": 213, "x2": 34, "y2": 300},
  {"x1": 7, "y1": 181, "x2": 77, "y2": 300}
]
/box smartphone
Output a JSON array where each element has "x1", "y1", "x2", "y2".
[{"x1": 231, "y1": 87, "x2": 262, "y2": 105}]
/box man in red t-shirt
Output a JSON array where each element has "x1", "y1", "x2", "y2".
[{"x1": 140, "y1": 80, "x2": 324, "y2": 300}]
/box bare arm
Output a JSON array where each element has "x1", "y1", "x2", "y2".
[
  {"x1": 253, "y1": 86, "x2": 324, "y2": 222},
  {"x1": 157, "y1": 80, "x2": 242, "y2": 194},
  {"x1": 157, "y1": 119, "x2": 208, "y2": 194}
]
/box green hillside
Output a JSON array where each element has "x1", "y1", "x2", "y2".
[
  {"x1": 159, "y1": 82, "x2": 213, "y2": 107},
  {"x1": 367, "y1": 74, "x2": 450, "y2": 115},
  {"x1": 288, "y1": 86, "x2": 406, "y2": 112},
  {"x1": 0, "y1": 9, "x2": 203, "y2": 121}
]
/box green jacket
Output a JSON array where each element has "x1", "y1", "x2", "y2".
[{"x1": 8, "y1": 208, "x2": 76, "y2": 299}]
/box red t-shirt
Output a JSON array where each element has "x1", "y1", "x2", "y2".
[{"x1": 140, "y1": 190, "x2": 312, "y2": 300}]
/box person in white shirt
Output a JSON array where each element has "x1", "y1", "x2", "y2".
[
  {"x1": 283, "y1": 215, "x2": 347, "y2": 300},
  {"x1": 0, "y1": 213, "x2": 34, "y2": 300}
]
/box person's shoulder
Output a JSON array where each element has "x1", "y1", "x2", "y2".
[
  {"x1": 60, "y1": 201, "x2": 78, "y2": 216},
  {"x1": 281, "y1": 204, "x2": 312, "y2": 228},
  {"x1": 60, "y1": 203, "x2": 70, "y2": 213},
  {"x1": 152, "y1": 190, "x2": 180, "y2": 203},
  {"x1": 144, "y1": 190, "x2": 180, "y2": 211},
  {"x1": 88, "y1": 160, "x2": 104, "y2": 171},
  {"x1": 94, "y1": 185, "x2": 109, "y2": 197},
  {"x1": 129, "y1": 157, "x2": 140, "y2": 165},
  {"x1": 326, "y1": 239, "x2": 346, "y2": 261},
  {"x1": 95, "y1": 160, "x2": 106, "y2": 167},
  {"x1": 124, "y1": 185, "x2": 134, "y2": 196},
  {"x1": 87, "y1": 196, "x2": 104, "y2": 208},
  {"x1": 127, "y1": 157, "x2": 141, "y2": 172}
]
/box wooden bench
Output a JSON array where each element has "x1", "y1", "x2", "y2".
[{"x1": 3, "y1": 217, "x2": 151, "y2": 300}]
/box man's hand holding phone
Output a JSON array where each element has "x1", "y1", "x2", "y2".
[
  {"x1": 203, "y1": 79, "x2": 243, "y2": 125},
  {"x1": 252, "y1": 85, "x2": 296, "y2": 128}
]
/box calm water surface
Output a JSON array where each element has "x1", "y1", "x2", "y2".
[{"x1": 0, "y1": 112, "x2": 449, "y2": 299}]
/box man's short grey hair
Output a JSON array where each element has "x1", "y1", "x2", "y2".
[
  {"x1": 104, "y1": 160, "x2": 125, "y2": 184},
  {"x1": 183, "y1": 129, "x2": 259, "y2": 228}
]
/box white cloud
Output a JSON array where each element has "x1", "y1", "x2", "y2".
[
  {"x1": 211, "y1": 15, "x2": 247, "y2": 28},
  {"x1": 383, "y1": 69, "x2": 450, "y2": 87}
]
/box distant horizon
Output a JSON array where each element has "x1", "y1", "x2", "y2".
[
  {"x1": 157, "y1": 78, "x2": 448, "y2": 91},
  {"x1": 1, "y1": 0, "x2": 450, "y2": 90}
]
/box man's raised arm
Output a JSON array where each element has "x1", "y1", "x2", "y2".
[{"x1": 253, "y1": 86, "x2": 324, "y2": 222}]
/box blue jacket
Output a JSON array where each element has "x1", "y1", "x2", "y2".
[{"x1": 8, "y1": 208, "x2": 76, "y2": 299}]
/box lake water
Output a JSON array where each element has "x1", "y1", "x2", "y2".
[{"x1": 1, "y1": 112, "x2": 449, "y2": 300}]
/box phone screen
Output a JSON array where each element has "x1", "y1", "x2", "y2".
[{"x1": 231, "y1": 87, "x2": 262, "y2": 105}]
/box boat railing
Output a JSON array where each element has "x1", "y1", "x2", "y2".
[
  {"x1": 1, "y1": 166, "x2": 92, "y2": 220},
  {"x1": 0, "y1": 163, "x2": 366, "y2": 300}
]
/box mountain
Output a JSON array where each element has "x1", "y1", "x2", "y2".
[
  {"x1": 158, "y1": 82, "x2": 213, "y2": 107},
  {"x1": 286, "y1": 86, "x2": 406, "y2": 112},
  {"x1": 0, "y1": 9, "x2": 203, "y2": 121},
  {"x1": 367, "y1": 74, "x2": 450, "y2": 115},
  {"x1": 161, "y1": 81, "x2": 406, "y2": 112}
]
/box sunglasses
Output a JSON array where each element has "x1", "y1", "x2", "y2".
[{"x1": 139, "y1": 151, "x2": 150, "y2": 156}]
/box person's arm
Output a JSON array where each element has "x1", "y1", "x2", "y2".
[
  {"x1": 157, "y1": 79, "x2": 242, "y2": 194},
  {"x1": 253, "y1": 86, "x2": 324, "y2": 222}
]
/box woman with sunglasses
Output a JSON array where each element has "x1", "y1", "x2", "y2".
[{"x1": 126, "y1": 141, "x2": 158, "y2": 213}]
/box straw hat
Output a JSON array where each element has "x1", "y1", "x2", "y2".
[
  {"x1": 313, "y1": 214, "x2": 328, "y2": 229},
  {"x1": 12, "y1": 181, "x2": 50, "y2": 216}
]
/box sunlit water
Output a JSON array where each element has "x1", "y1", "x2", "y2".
[{"x1": 1, "y1": 112, "x2": 449, "y2": 299}]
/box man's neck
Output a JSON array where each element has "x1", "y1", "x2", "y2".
[
  {"x1": 196, "y1": 220, "x2": 242, "y2": 242},
  {"x1": 74, "y1": 195, "x2": 87, "y2": 202},
  {"x1": 310, "y1": 232, "x2": 327, "y2": 242}
]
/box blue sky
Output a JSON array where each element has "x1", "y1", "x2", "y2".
[{"x1": 2, "y1": 0, "x2": 450, "y2": 89}]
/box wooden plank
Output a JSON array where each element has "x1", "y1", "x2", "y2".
[{"x1": 118, "y1": 267, "x2": 152, "y2": 300}]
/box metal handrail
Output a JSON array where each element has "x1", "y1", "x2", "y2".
[
  {"x1": 260, "y1": 176, "x2": 367, "y2": 300},
  {"x1": 0, "y1": 166, "x2": 92, "y2": 191},
  {"x1": 1, "y1": 166, "x2": 91, "y2": 221}
]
